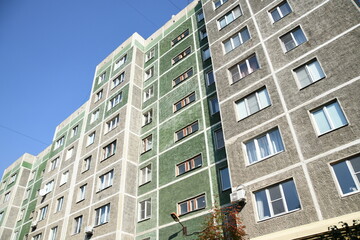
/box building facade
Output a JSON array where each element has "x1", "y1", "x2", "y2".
[{"x1": 0, "y1": 0, "x2": 359, "y2": 240}]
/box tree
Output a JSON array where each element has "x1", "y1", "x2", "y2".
[{"x1": 198, "y1": 203, "x2": 246, "y2": 240}]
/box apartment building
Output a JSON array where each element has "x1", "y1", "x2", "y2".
[{"x1": 1, "y1": 0, "x2": 359, "y2": 240}]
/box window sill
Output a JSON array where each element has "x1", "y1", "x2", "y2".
[
  {"x1": 175, "y1": 130, "x2": 199, "y2": 143},
  {"x1": 94, "y1": 221, "x2": 109, "y2": 228},
  {"x1": 231, "y1": 69, "x2": 259, "y2": 85},
  {"x1": 138, "y1": 217, "x2": 151, "y2": 223},
  {"x1": 246, "y1": 150, "x2": 284, "y2": 167},
  {"x1": 284, "y1": 42, "x2": 306, "y2": 54},
  {"x1": 237, "y1": 105, "x2": 271, "y2": 122},
  {"x1": 340, "y1": 190, "x2": 360, "y2": 198},
  {"x1": 218, "y1": 16, "x2": 242, "y2": 31},
  {"x1": 176, "y1": 165, "x2": 202, "y2": 177},
  {"x1": 76, "y1": 199, "x2": 85, "y2": 204},
  {"x1": 179, "y1": 206, "x2": 206, "y2": 217},
  {"x1": 256, "y1": 208, "x2": 301, "y2": 222},
  {"x1": 139, "y1": 181, "x2": 151, "y2": 187},
  {"x1": 317, "y1": 124, "x2": 348, "y2": 137},
  {"x1": 141, "y1": 149, "x2": 152, "y2": 155},
  {"x1": 298, "y1": 77, "x2": 325, "y2": 90},
  {"x1": 101, "y1": 153, "x2": 115, "y2": 162},
  {"x1": 142, "y1": 121, "x2": 152, "y2": 128},
  {"x1": 96, "y1": 185, "x2": 112, "y2": 193}
]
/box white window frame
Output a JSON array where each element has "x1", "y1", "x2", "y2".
[
  {"x1": 82, "y1": 156, "x2": 91, "y2": 172},
  {"x1": 138, "y1": 199, "x2": 151, "y2": 221},
  {"x1": 220, "y1": 167, "x2": 231, "y2": 191},
  {"x1": 142, "y1": 109, "x2": 153, "y2": 126},
  {"x1": 223, "y1": 26, "x2": 250, "y2": 53},
  {"x1": 108, "y1": 92, "x2": 123, "y2": 110},
  {"x1": 95, "y1": 204, "x2": 110, "y2": 226},
  {"x1": 214, "y1": 0, "x2": 228, "y2": 9},
  {"x1": 310, "y1": 100, "x2": 348, "y2": 135},
  {"x1": 39, "y1": 205, "x2": 48, "y2": 221},
  {"x1": 139, "y1": 165, "x2": 152, "y2": 186},
  {"x1": 269, "y1": 1, "x2": 292, "y2": 23},
  {"x1": 60, "y1": 171, "x2": 69, "y2": 186},
  {"x1": 173, "y1": 68, "x2": 193, "y2": 87},
  {"x1": 87, "y1": 132, "x2": 95, "y2": 146},
  {"x1": 98, "y1": 170, "x2": 114, "y2": 191},
  {"x1": 217, "y1": 6, "x2": 242, "y2": 29},
  {"x1": 145, "y1": 66, "x2": 154, "y2": 80},
  {"x1": 90, "y1": 109, "x2": 99, "y2": 123},
  {"x1": 206, "y1": 70, "x2": 215, "y2": 86},
  {"x1": 178, "y1": 194, "x2": 206, "y2": 216},
  {"x1": 112, "y1": 72, "x2": 125, "y2": 89},
  {"x1": 114, "y1": 54, "x2": 127, "y2": 70},
  {"x1": 142, "y1": 135, "x2": 153, "y2": 153},
  {"x1": 45, "y1": 180, "x2": 54, "y2": 193},
  {"x1": 49, "y1": 226, "x2": 58, "y2": 240},
  {"x1": 145, "y1": 48, "x2": 155, "y2": 62},
  {"x1": 174, "y1": 92, "x2": 196, "y2": 112},
  {"x1": 280, "y1": 26, "x2": 307, "y2": 52},
  {"x1": 202, "y1": 47, "x2": 211, "y2": 61},
  {"x1": 235, "y1": 87, "x2": 271, "y2": 120},
  {"x1": 32, "y1": 233, "x2": 42, "y2": 240},
  {"x1": 98, "y1": 72, "x2": 106, "y2": 84},
  {"x1": 229, "y1": 54, "x2": 259, "y2": 83},
  {"x1": 71, "y1": 125, "x2": 79, "y2": 137},
  {"x1": 172, "y1": 47, "x2": 191, "y2": 65},
  {"x1": 56, "y1": 197, "x2": 64, "y2": 212},
  {"x1": 143, "y1": 86, "x2": 154, "y2": 102},
  {"x1": 106, "y1": 115, "x2": 119, "y2": 133},
  {"x1": 77, "y1": 184, "x2": 87, "y2": 202},
  {"x1": 95, "y1": 89, "x2": 103, "y2": 102},
  {"x1": 54, "y1": 136, "x2": 64, "y2": 150},
  {"x1": 214, "y1": 128, "x2": 225, "y2": 149},
  {"x1": 175, "y1": 121, "x2": 199, "y2": 141},
  {"x1": 200, "y1": 28, "x2": 207, "y2": 40},
  {"x1": 66, "y1": 147, "x2": 74, "y2": 160},
  {"x1": 331, "y1": 156, "x2": 360, "y2": 196},
  {"x1": 9, "y1": 174, "x2": 17, "y2": 184},
  {"x1": 103, "y1": 141, "x2": 116, "y2": 159},
  {"x1": 209, "y1": 96, "x2": 219, "y2": 115},
  {"x1": 176, "y1": 154, "x2": 202, "y2": 176},
  {"x1": 172, "y1": 29, "x2": 190, "y2": 46},
  {"x1": 293, "y1": 58, "x2": 325, "y2": 89},
  {"x1": 74, "y1": 215, "x2": 83, "y2": 234}
]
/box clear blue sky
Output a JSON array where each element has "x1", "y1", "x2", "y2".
[{"x1": 0, "y1": 0, "x2": 191, "y2": 176}]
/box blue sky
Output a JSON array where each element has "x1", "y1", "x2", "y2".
[{"x1": 0, "y1": 0, "x2": 191, "y2": 176}]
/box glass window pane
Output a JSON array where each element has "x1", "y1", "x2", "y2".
[
  {"x1": 269, "y1": 129, "x2": 284, "y2": 153},
  {"x1": 313, "y1": 109, "x2": 331, "y2": 134},
  {"x1": 268, "y1": 185, "x2": 281, "y2": 200},
  {"x1": 282, "y1": 34, "x2": 295, "y2": 51},
  {"x1": 272, "y1": 199, "x2": 285, "y2": 215},
  {"x1": 307, "y1": 60, "x2": 325, "y2": 81},
  {"x1": 197, "y1": 196, "x2": 206, "y2": 209},
  {"x1": 350, "y1": 156, "x2": 360, "y2": 173},
  {"x1": 224, "y1": 40, "x2": 232, "y2": 53},
  {"x1": 220, "y1": 168, "x2": 231, "y2": 190},
  {"x1": 233, "y1": 7, "x2": 241, "y2": 18},
  {"x1": 282, "y1": 180, "x2": 301, "y2": 211},
  {"x1": 219, "y1": 18, "x2": 226, "y2": 28},
  {"x1": 230, "y1": 65, "x2": 240, "y2": 82},
  {"x1": 226, "y1": 13, "x2": 234, "y2": 24},
  {"x1": 295, "y1": 67, "x2": 312, "y2": 88},
  {"x1": 246, "y1": 140, "x2": 258, "y2": 163},
  {"x1": 326, "y1": 102, "x2": 348, "y2": 129},
  {"x1": 258, "y1": 88, "x2": 271, "y2": 109},
  {"x1": 293, "y1": 28, "x2": 307, "y2": 45},
  {"x1": 194, "y1": 156, "x2": 202, "y2": 167},
  {"x1": 237, "y1": 100, "x2": 248, "y2": 119},
  {"x1": 255, "y1": 190, "x2": 270, "y2": 220},
  {"x1": 271, "y1": 9, "x2": 281, "y2": 22},
  {"x1": 240, "y1": 28, "x2": 250, "y2": 43},
  {"x1": 333, "y1": 161, "x2": 358, "y2": 194},
  {"x1": 257, "y1": 135, "x2": 270, "y2": 158},
  {"x1": 248, "y1": 55, "x2": 259, "y2": 72},
  {"x1": 239, "y1": 62, "x2": 249, "y2": 78},
  {"x1": 178, "y1": 164, "x2": 186, "y2": 175},
  {"x1": 247, "y1": 93, "x2": 260, "y2": 114},
  {"x1": 232, "y1": 35, "x2": 241, "y2": 48},
  {"x1": 280, "y1": 2, "x2": 292, "y2": 17}
]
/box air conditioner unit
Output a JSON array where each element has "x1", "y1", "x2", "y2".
[
  {"x1": 230, "y1": 189, "x2": 246, "y2": 203},
  {"x1": 85, "y1": 226, "x2": 93, "y2": 235},
  {"x1": 39, "y1": 188, "x2": 47, "y2": 197}
]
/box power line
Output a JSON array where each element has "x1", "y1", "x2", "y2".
[
  {"x1": 168, "y1": 0, "x2": 181, "y2": 10},
  {"x1": 0, "y1": 124, "x2": 49, "y2": 146},
  {"x1": 123, "y1": 0, "x2": 159, "y2": 29}
]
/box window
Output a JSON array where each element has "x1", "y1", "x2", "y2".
[
  {"x1": 103, "y1": 141, "x2": 117, "y2": 159},
  {"x1": 202, "y1": 47, "x2": 211, "y2": 61},
  {"x1": 332, "y1": 156, "x2": 360, "y2": 195},
  {"x1": 98, "y1": 170, "x2": 114, "y2": 191},
  {"x1": 45, "y1": 180, "x2": 54, "y2": 193},
  {"x1": 175, "y1": 121, "x2": 199, "y2": 141},
  {"x1": 178, "y1": 195, "x2": 206, "y2": 215},
  {"x1": 49, "y1": 226, "x2": 58, "y2": 240},
  {"x1": 218, "y1": 6, "x2": 242, "y2": 29},
  {"x1": 74, "y1": 216, "x2": 83, "y2": 234},
  {"x1": 91, "y1": 109, "x2": 99, "y2": 123},
  {"x1": 220, "y1": 167, "x2": 231, "y2": 191},
  {"x1": 25, "y1": 188, "x2": 31, "y2": 199},
  {"x1": 206, "y1": 70, "x2": 215, "y2": 86},
  {"x1": 173, "y1": 68, "x2": 193, "y2": 87},
  {"x1": 98, "y1": 72, "x2": 106, "y2": 84},
  {"x1": 143, "y1": 86, "x2": 154, "y2": 102},
  {"x1": 200, "y1": 28, "x2": 207, "y2": 40},
  {"x1": 142, "y1": 135, "x2": 153, "y2": 153},
  {"x1": 145, "y1": 66, "x2": 154, "y2": 80},
  {"x1": 172, "y1": 29, "x2": 190, "y2": 46},
  {"x1": 223, "y1": 27, "x2": 250, "y2": 53},
  {"x1": 270, "y1": 1, "x2": 292, "y2": 22},
  {"x1": 56, "y1": 197, "x2": 64, "y2": 212},
  {"x1": 209, "y1": 96, "x2": 219, "y2": 115},
  {"x1": 311, "y1": 101, "x2": 348, "y2": 135},
  {"x1": 39, "y1": 205, "x2": 48, "y2": 221},
  {"x1": 229, "y1": 54, "x2": 259, "y2": 82},
  {"x1": 177, "y1": 154, "x2": 202, "y2": 176},
  {"x1": 82, "y1": 156, "x2": 91, "y2": 172},
  {"x1": 236, "y1": 87, "x2": 271, "y2": 120},
  {"x1": 77, "y1": 184, "x2": 87, "y2": 202},
  {"x1": 12, "y1": 231, "x2": 19, "y2": 240},
  {"x1": 18, "y1": 209, "x2": 25, "y2": 221},
  {"x1": 32, "y1": 233, "x2": 42, "y2": 240},
  {"x1": 145, "y1": 48, "x2": 155, "y2": 62},
  {"x1": 245, "y1": 128, "x2": 284, "y2": 164},
  {"x1": 95, "y1": 89, "x2": 103, "y2": 102},
  {"x1": 114, "y1": 54, "x2": 127, "y2": 70},
  {"x1": 106, "y1": 115, "x2": 119, "y2": 133},
  {"x1": 197, "y1": 11, "x2": 204, "y2": 21},
  {"x1": 71, "y1": 125, "x2": 79, "y2": 137},
  {"x1": 60, "y1": 171, "x2": 69, "y2": 185},
  {"x1": 29, "y1": 170, "x2": 36, "y2": 181},
  {"x1": 138, "y1": 199, "x2": 151, "y2": 221},
  {"x1": 214, "y1": 129, "x2": 225, "y2": 149},
  {"x1": 95, "y1": 204, "x2": 110, "y2": 226},
  {"x1": 255, "y1": 179, "x2": 300, "y2": 220},
  {"x1": 54, "y1": 136, "x2": 64, "y2": 150},
  {"x1": 280, "y1": 27, "x2": 307, "y2": 52},
  {"x1": 112, "y1": 72, "x2": 125, "y2": 89},
  {"x1": 143, "y1": 109, "x2": 153, "y2": 126},
  {"x1": 174, "y1": 92, "x2": 196, "y2": 112},
  {"x1": 294, "y1": 59, "x2": 325, "y2": 88},
  {"x1": 214, "y1": 0, "x2": 228, "y2": 8},
  {"x1": 108, "y1": 92, "x2": 123, "y2": 110},
  {"x1": 0, "y1": 212, "x2": 3, "y2": 222},
  {"x1": 172, "y1": 47, "x2": 191, "y2": 65},
  {"x1": 87, "y1": 132, "x2": 96, "y2": 146},
  {"x1": 139, "y1": 165, "x2": 151, "y2": 185},
  {"x1": 66, "y1": 147, "x2": 74, "y2": 160},
  {"x1": 9, "y1": 173, "x2": 17, "y2": 184}
]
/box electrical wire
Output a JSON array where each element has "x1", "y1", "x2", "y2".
[
  {"x1": 0, "y1": 124, "x2": 49, "y2": 146},
  {"x1": 122, "y1": 0, "x2": 159, "y2": 29},
  {"x1": 167, "y1": 0, "x2": 181, "y2": 10}
]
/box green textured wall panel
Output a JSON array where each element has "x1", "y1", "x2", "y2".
[
  {"x1": 158, "y1": 170, "x2": 211, "y2": 225},
  {"x1": 136, "y1": 231, "x2": 157, "y2": 240},
  {"x1": 136, "y1": 192, "x2": 157, "y2": 233},
  {"x1": 159, "y1": 133, "x2": 208, "y2": 187},
  {"x1": 21, "y1": 161, "x2": 32, "y2": 169}
]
